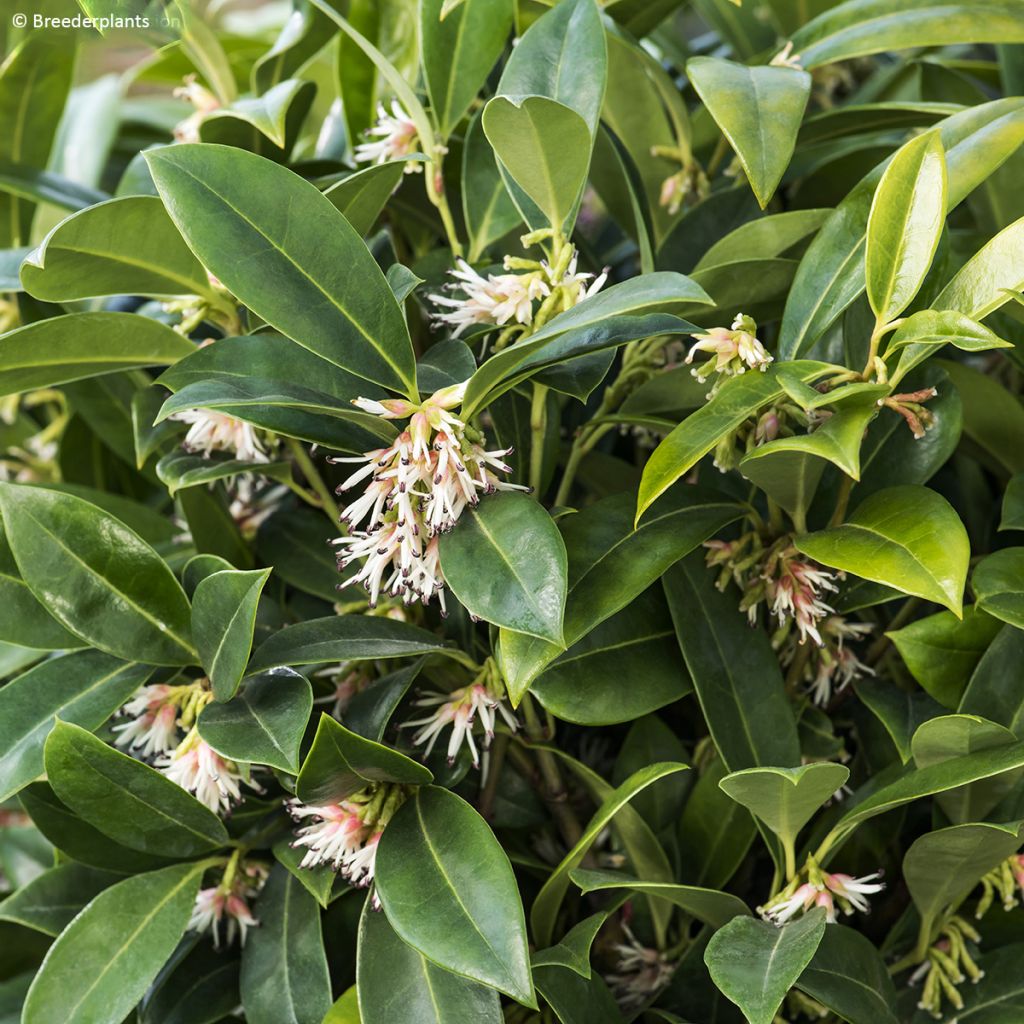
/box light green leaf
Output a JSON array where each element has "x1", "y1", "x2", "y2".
[
  {"x1": 198, "y1": 668, "x2": 311, "y2": 773},
  {"x1": 146, "y1": 144, "x2": 417, "y2": 399},
  {"x1": 865, "y1": 131, "x2": 946, "y2": 322},
  {"x1": 795, "y1": 485, "x2": 969, "y2": 616},
  {"x1": 21, "y1": 862, "x2": 205, "y2": 1024},
  {"x1": 192, "y1": 568, "x2": 271, "y2": 701},
  {"x1": 439, "y1": 492, "x2": 567, "y2": 644},
  {"x1": 375, "y1": 786, "x2": 535, "y2": 1006},
  {"x1": 687, "y1": 57, "x2": 810, "y2": 209}
]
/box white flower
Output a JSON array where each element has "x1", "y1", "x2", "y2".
[
  {"x1": 189, "y1": 886, "x2": 259, "y2": 948},
  {"x1": 605, "y1": 923, "x2": 676, "y2": 1012},
  {"x1": 355, "y1": 101, "x2": 422, "y2": 171},
  {"x1": 171, "y1": 408, "x2": 268, "y2": 463},
  {"x1": 770, "y1": 41, "x2": 804, "y2": 70},
  {"x1": 761, "y1": 871, "x2": 884, "y2": 927},
  {"x1": 158, "y1": 738, "x2": 253, "y2": 814},
  {"x1": 403, "y1": 682, "x2": 518, "y2": 768},
  {"x1": 314, "y1": 663, "x2": 371, "y2": 718},
  {"x1": 685, "y1": 314, "x2": 773, "y2": 387},
  {"x1": 112, "y1": 684, "x2": 181, "y2": 757},
  {"x1": 330, "y1": 382, "x2": 528, "y2": 611},
  {"x1": 807, "y1": 617, "x2": 874, "y2": 705},
  {"x1": 766, "y1": 556, "x2": 839, "y2": 647},
  {"x1": 173, "y1": 74, "x2": 220, "y2": 144}
]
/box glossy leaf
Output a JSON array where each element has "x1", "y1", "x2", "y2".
[
  {"x1": 865, "y1": 131, "x2": 946, "y2": 322},
  {"x1": 0, "y1": 862, "x2": 121, "y2": 937},
  {"x1": 357, "y1": 900, "x2": 501, "y2": 1024},
  {"x1": 687, "y1": 57, "x2": 810, "y2": 209},
  {"x1": 375, "y1": 786, "x2": 535, "y2": 1005},
  {"x1": 146, "y1": 144, "x2": 417, "y2": 398},
  {"x1": 156, "y1": 451, "x2": 293, "y2": 498},
  {"x1": 240, "y1": 864, "x2": 332, "y2": 1024},
  {"x1": 197, "y1": 668, "x2": 311, "y2": 773},
  {"x1": 21, "y1": 862, "x2": 205, "y2": 1024},
  {"x1": 0, "y1": 484, "x2": 196, "y2": 665},
  {"x1": 795, "y1": 486, "x2": 969, "y2": 616},
  {"x1": 704, "y1": 909, "x2": 827, "y2": 1024},
  {"x1": 462, "y1": 109, "x2": 522, "y2": 261},
  {"x1": 719, "y1": 763, "x2": 850, "y2": 847},
  {"x1": 972, "y1": 548, "x2": 1024, "y2": 629},
  {"x1": 44, "y1": 721, "x2": 228, "y2": 857},
  {"x1": 192, "y1": 568, "x2": 271, "y2": 701},
  {"x1": 960, "y1": 625, "x2": 1024, "y2": 734},
  {"x1": 0, "y1": 650, "x2": 150, "y2": 803},
  {"x1": 322, "y1": 162, "x2": 407, "y2": 236},
  {"x1": 296, "y1": 713, "x2": 432, "y2": 804},
  {"x1": 439, "y1": 491, "x2": 567, "y2": 643}
]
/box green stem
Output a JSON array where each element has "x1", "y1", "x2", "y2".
[
  {"x1": 529, "y1": 383, "x2": 549, "y2": 496},
  {"x1": 829, "y1": 474, "x2": 854, "y2": 527},
  {"x1": 478, "y1": 732, "x2": 509, "y2": 821},
  {"x1": 286, "y1": 438, "x2": 339, "y2": 526},
  {"x1": 782, "y1": 836, "x2": 797, "y2": 884},
  {"x1": 554, "y1": 422, "x2": 614, "y2": 507},
  {"x1": 425, "y1": 151, "x2": 463, "y2": 258}
]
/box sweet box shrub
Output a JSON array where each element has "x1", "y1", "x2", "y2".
[{"x1": 2, "y1": 1, "x2": 1024, "y2": 1022}]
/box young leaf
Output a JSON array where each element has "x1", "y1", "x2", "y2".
[
  {"x1": 146, "y1": 144, "x2": 418, "y2": 399},
  {"x1": 356, "y1": 899, "x2": 502, "y2": 1024},
  {"x1": 44, "y1": 721, "x2": 228, "y2": 857},
  {"x1": 21, "y1": 862, "x2": 205, "y2": 1024},
  {"x1": 296, "y1": 714, "x2": 432, "y2": 804},
  {"x1": 0, "y1": 650, "x2": 151, "y2": 803},
  {"x1": 375, "y1": 786, "x2": 535, "y2": 1006},
  {"x1": 795, "y1": 485, "x2": 969, "y2": 616},
  {"x1": 192, "y1": 568, "x2": 272, "y2": 701},
  {"x1": 439, "y1": 491, "x2": 567, "y2": 644},
  {"x1": 239, "y1": 864, "x2": 332, "y2": 1024},
  {"x1": 197, "y1": 668, "x2": 312, "y2": 773},
  {"x1": 687, "y1": 57, "x2": 811, "y2": 209},
  {"x1": 704, "y1": 909, "x2": 827, "y2": 1024},
  {"x1": 865, "y1": 131, "x2": 946, "y2": 323},
  {"x1": 0, "y1": 484, "x2": 196, "y2": 665}
]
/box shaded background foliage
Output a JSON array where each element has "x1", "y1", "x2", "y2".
[{"x1": 1, "y1": 1, "x2": 1024, "y2": 1023}]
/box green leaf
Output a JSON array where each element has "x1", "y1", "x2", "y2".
[
  {"x1": 795, "y1": 485, "x2": 969, "y2": 616},
  {"x1": 21, "y1": 862, "x2": 205, "y2": 1024},
  {"x1": 911, "y1": 714, "x2": 1023, "y2": 823},
  {"x1": 719, "y1": 763, "x2": 850, "y2": 848},
  {"x1": 137, "y1": 939, "x2": 241, "y2": 1024},
  {"x1": 343, "y1": 660, "x2": 425, "y2": 743},
  {"x1": 0, "y1": 312, "x2": 195, "y2": 399},
  {"x1": 0, "y1": 862, "x2": 121, "y2": 937},
  {"x1": 973, "y1": 548, "x2": 1024, "y2": 629},
  {"x1": 780, "y1": 99, "x2": 1024, "y2": 359},
  {"x1": 790, "y1": 0, "x2": 1024, "y2": 69},
  {"x1": 637, "y1": 361, "x2": 830, "y2": 520},
  {"x1": 1001, "y1": 473, "x2": 1024, "y2": 531},
  {"x1": 200, "y1": 79, "x2": 315, "y2": 153},
  {"x1": 146, "y1": 144, "x2": 417, "y2": 399},
  {"x1": 249, "y1": 615, "x2": 451, "y2": 673},
  {"x1": 375, "y1": 786, "x2": 535, "y2": 1005},
  {"x1": 889, "y1": 606, "x2": 1002, "y2": 708},
  {"x1": 960, "y1": 625, "x2": 1024, "y2": 733},
  {"x1": 686, "y1": 57, "x2": 810, "y2": 209},
  {"x1": 697, "y1": 209, "x2": 831, "y2": 271},
  {"x1": 440, "y1": 492, "x2": 567, "y2": 644},
  {"x1": 532, "y1": 964, "x2": 624, "y2": 1024},
  {"x1": 904, "y1": 821, "x2": 1024, "y2": 924},
  {"x1": 530, "y1": 762, "x2": 689, "y2": 947},
  {"x1": 421, "y1": 0, "x2": 512, "y2": 138},
  {"x1": 197, "y1": 668, "x2": 311, "y2": 773},
  {"x1": 865, "y1": 131, "x2": 946, "y2": 322},
  {"x1": 322, "y1": 162, "x2": 407, "y2": 236},
  {"x1": 20, "y1": 196, "x2": 212, "y2": 302},
  {"x1": 240, "y1": 863, "x2": 332, "y2": 1024},
  {"x1": 499, "y1": 483, "x2": 742, "y2": 702},
  {"x1": 192, "y1": 568, "x2": 271, "y2": 701},
  {"x1": 704, "y1": 910, "x2": 827, "y2": 1024},
  {"x1": 44, "y1": 720, "x2": 228, "y2": 857},
  {"x1": 0, "y1": 484, "x2": 196, "y2": 665},
  {"x1": 531, "y1": 912, "x2": 612, "y2": 978},
  {"x1": 663, "y1": 555, "x2": 801, "y2": 771},
  {"x1": 357, "y1": 899, "x2": 501, "y2": 1024},
  {"x1": 296, "y1": 713, "x2": 432, "y2": 804},
  {"x1": 795, "y1": 924, "x2": 899, "y2": 1024},
  {"x1": 887, "y1": 310, "x2": 1011, "y2": 384},
  {"x1": 482, "y1": 96, "x2": 592, "y2": 231},
  {"x1": 570, "y1": 868, "x2": 749, "y2": 930},
  {"x1": 273, "y1": 838, "x2": 336, "y2": 910},
  {"x1": 156, "y1": 451, "x2": 293, "y2": 498},
  {"x1": 0, "y1": 650, "x2": 151, "y2": 803},
  {"x1": 532, "y1": 587, "x2": 690, "y2": 726},
  {"x1": 462, "y1": 109, "x2": 522, "y2": 261}
]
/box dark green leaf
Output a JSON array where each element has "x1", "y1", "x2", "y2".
[
  {"x1": 0, "y1": 862, "x2": 122, "y2": 937},
  {"x1": 973, "y1": 548, "x2": 1024, "y2": 629}
]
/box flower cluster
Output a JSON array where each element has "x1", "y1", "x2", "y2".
[
  {"x1": 605, "y1": 921, "x2": 677, "y2": 1013},
  {"x1": 173, "y1": 74, "x2": 220, "y2": 144},
  {"x1": 189, "y1": 859, "x2": 266, "y2": 948},
  {"x1": 429, "y1": 248, "x2": 607, "y2": 339},
  {"x1": 114, "y1": 681, "x2": 257, "y2": 814},
  {"x1": 355, "y1": 100, "x2": 422, "y2": 171},
  {"x1": 761, "y1": 861, "x2": 884, "y2": 926},
  {"x1": 779, "y1": 615, "x2": 875, "y2": 706},
  {"x1": 288, "y1": 783, "x2": 406, "y2": 906},
  {"x1": 402, "y1": 659, "x2": 518, "y2": 769},
  {"x1": 976, "y1": 853, "x2": 1024, "y2": 916},
  {"x1": 170, "y1": 408, "x2": 268, "y2": 463},
  {"x1": 331, "y1": 382, "x2": 527, "y2": 611},
  {"x1": 686, "y1": 313, "x2": 773, "y2": 393},
  {"x1": 910, "y1": 918, "x2": 984, "y2": 1019}
]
